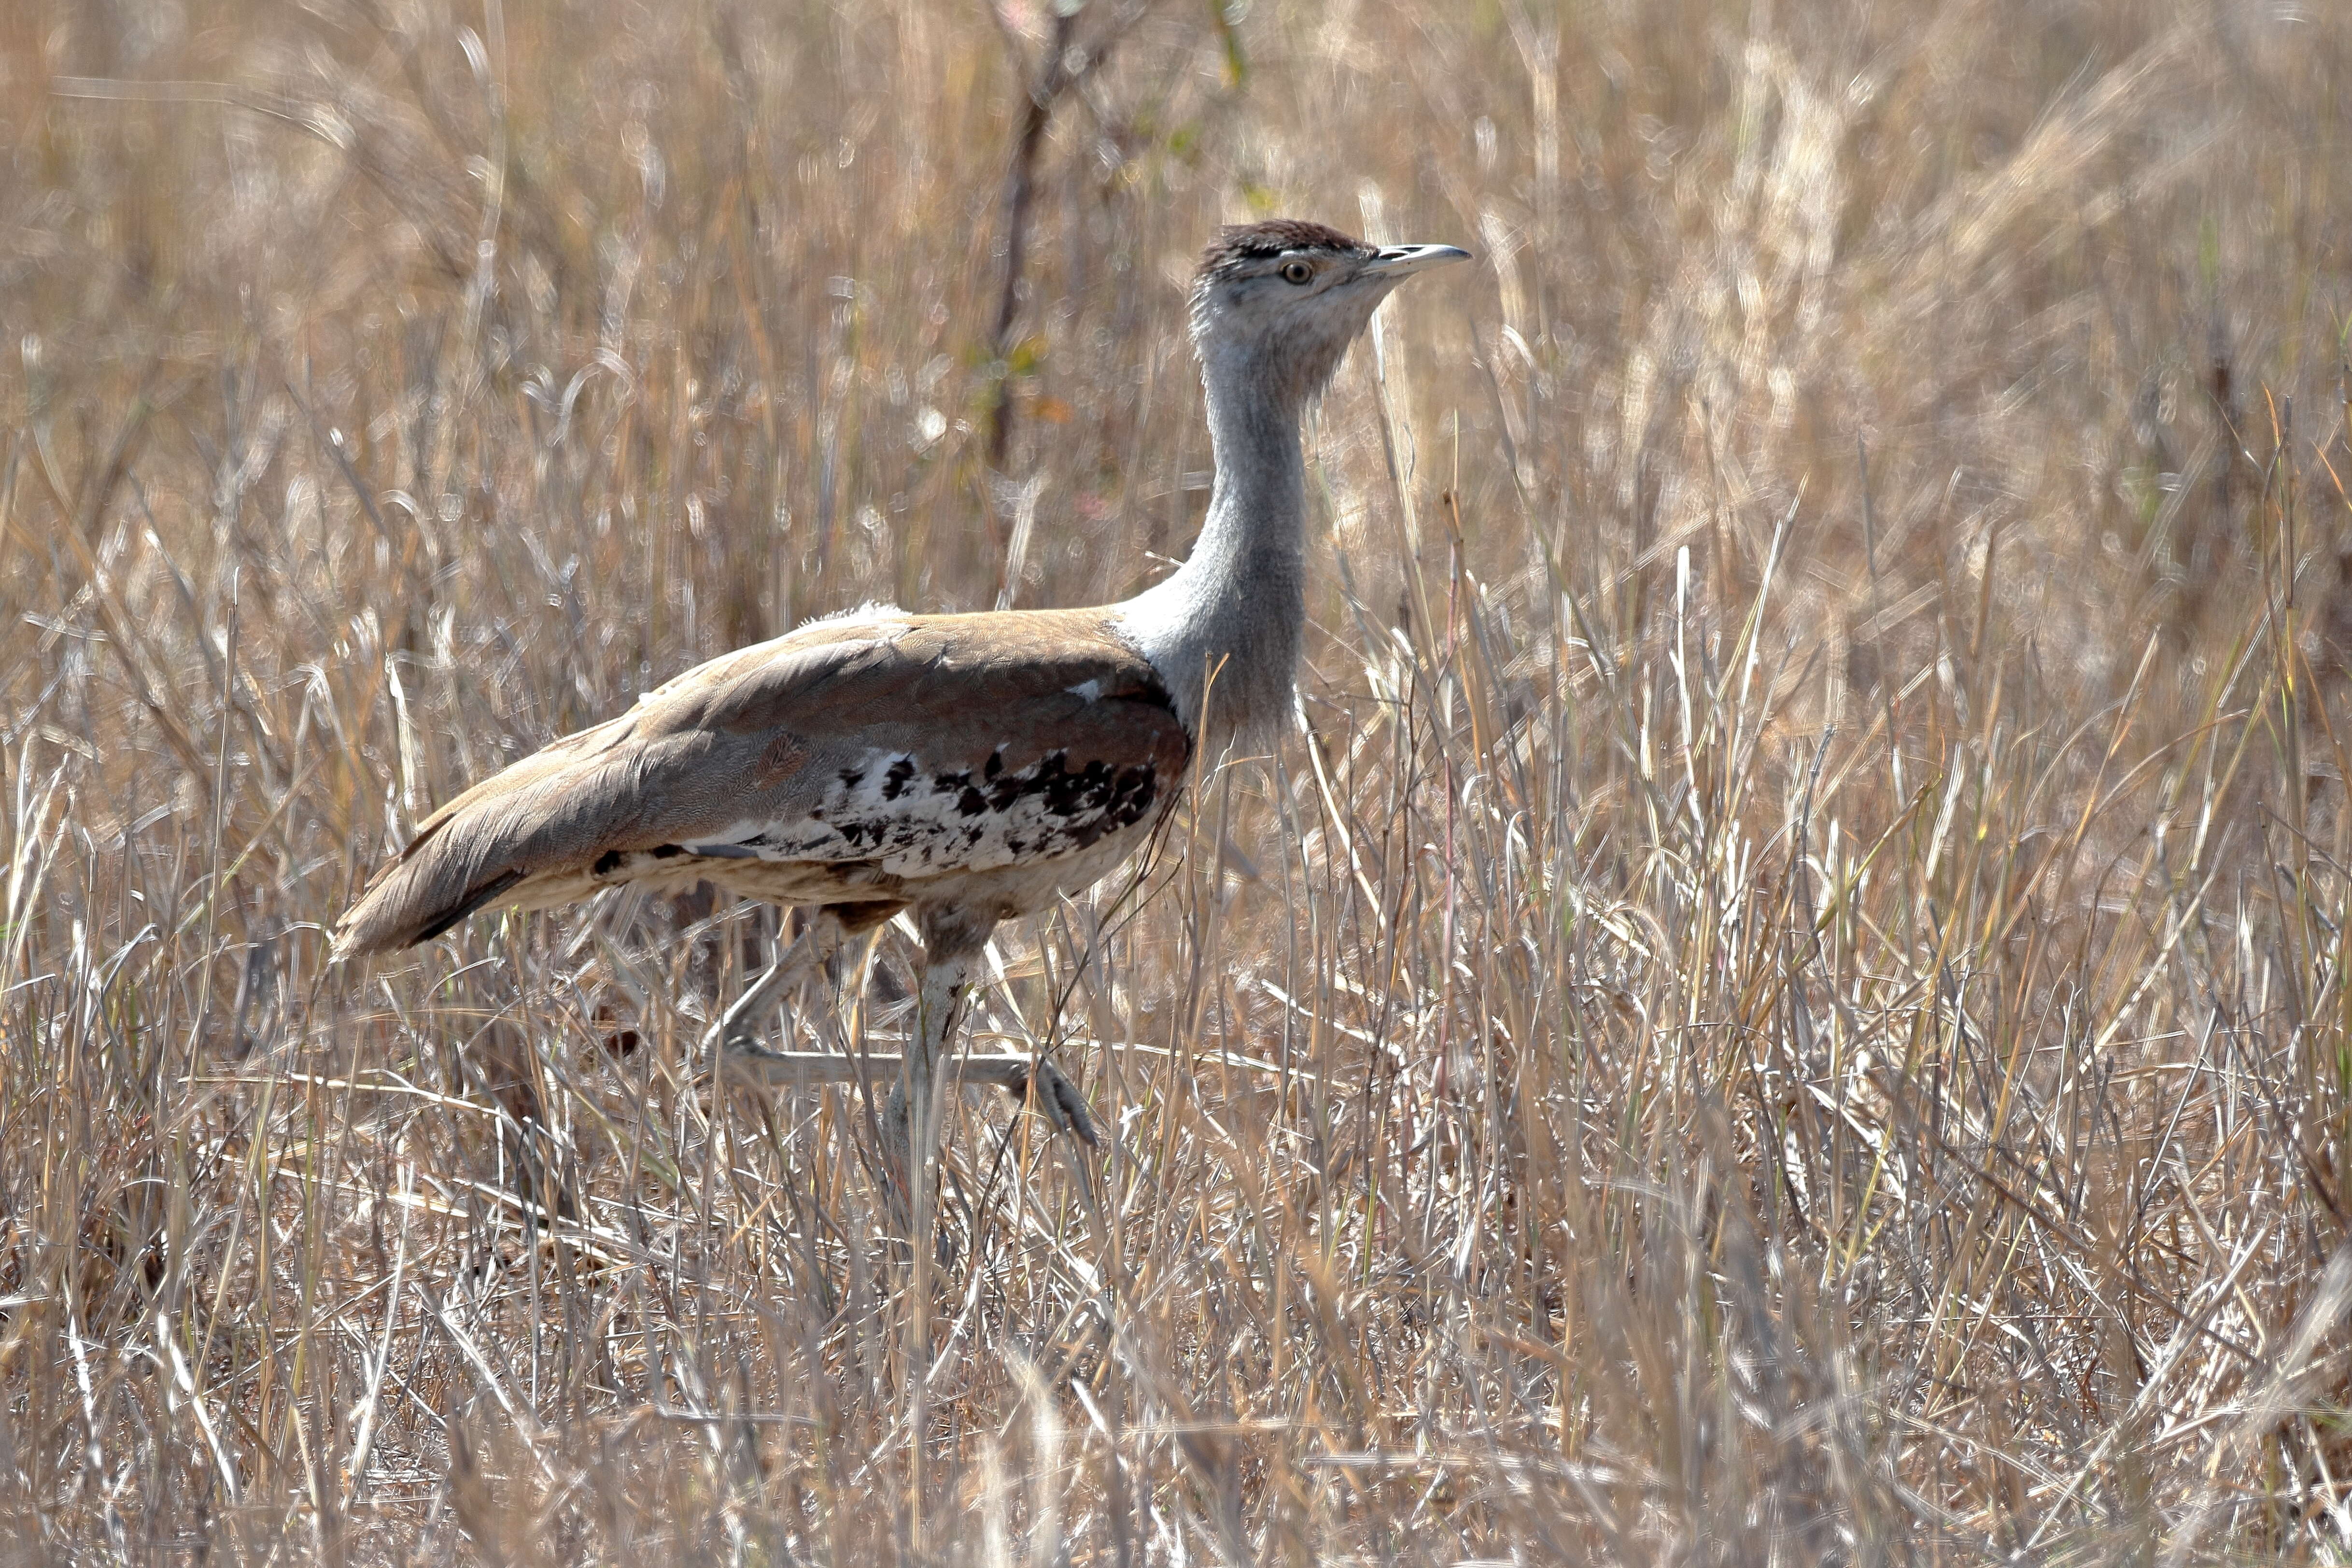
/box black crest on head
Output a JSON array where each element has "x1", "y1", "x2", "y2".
[{"x1": 1196, "y1": 220, "x2": 1371, "y2": 282}]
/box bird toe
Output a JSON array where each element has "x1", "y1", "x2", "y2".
[{"x1": 1013, "y1": 1060, "x2": 1099, "y2": 1148}]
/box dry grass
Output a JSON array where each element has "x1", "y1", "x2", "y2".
[{"x1": 6, "y1": 0, "x2": 2352, "y2": 1560}]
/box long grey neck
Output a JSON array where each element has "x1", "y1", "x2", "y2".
[{"x1": 1116, "y1": 362, "x2": 1308, "y2": 758}]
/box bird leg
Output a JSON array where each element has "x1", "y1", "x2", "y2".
[
  {"x1": 876, "y1": 953, "x2": 1099, "y2": 1164},
  {"x1": 710, "y1": 914, "x2": 1096, "y2": 1147},
  {"x1": 698, "y1": 913, "x2": 840, "y2": 1064},
  {"x1": 885, "y1": 952, "x2": 973, "y2": 1214},
  {"x1": 722, "y1": 1048, "x2": 1096, "y2": 1143}
]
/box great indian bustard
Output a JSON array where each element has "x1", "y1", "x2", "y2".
[{"x1": 333, "y1": 219, "x2": 1467, "y2": 1212}]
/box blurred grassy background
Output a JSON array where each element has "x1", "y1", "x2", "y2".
[{"x1": 6, "y1": 0, "x2": 2352, "y2": 1560}]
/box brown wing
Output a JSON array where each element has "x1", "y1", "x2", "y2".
[{"x1": 331, "y1": 607, "x2": 1190, "y2": 955}]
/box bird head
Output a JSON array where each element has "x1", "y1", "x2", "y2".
[{"x1": 1190, "y1": 220, "x2": 1468, "y2": 408}]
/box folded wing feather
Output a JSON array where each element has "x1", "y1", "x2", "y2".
[{"x1": 332, "y1": 608, "x2": 1189, "y2": 956}]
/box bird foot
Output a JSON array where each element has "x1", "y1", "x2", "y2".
[{"x1": 997, "y1": 1059, "x2": 1100, "y2": 1149}]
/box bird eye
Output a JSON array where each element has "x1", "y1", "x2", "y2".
[{"x1": 1280, "y1": 260, "x2": 1314, "y2": 285}]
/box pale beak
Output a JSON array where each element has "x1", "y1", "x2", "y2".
[{"x1": 1362, "y1": 242, "x2": 1472, "y2": 279}]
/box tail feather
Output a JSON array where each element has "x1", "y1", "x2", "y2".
[
  {"x1": 406, "y1": 868, "x2": 526, "y2": 946},
  {"x1": 330, "y1": 706, "x2": 746, "y2": 958},
  {"x1": 331, "y1": 826, "x2": 523, "y2": 958},
  {"x1": 332, "y1": 748, "x2": 623, "y2": 958},
  {"x1": 332, "y1": 777, "x2": 610, "y2": 957}
]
